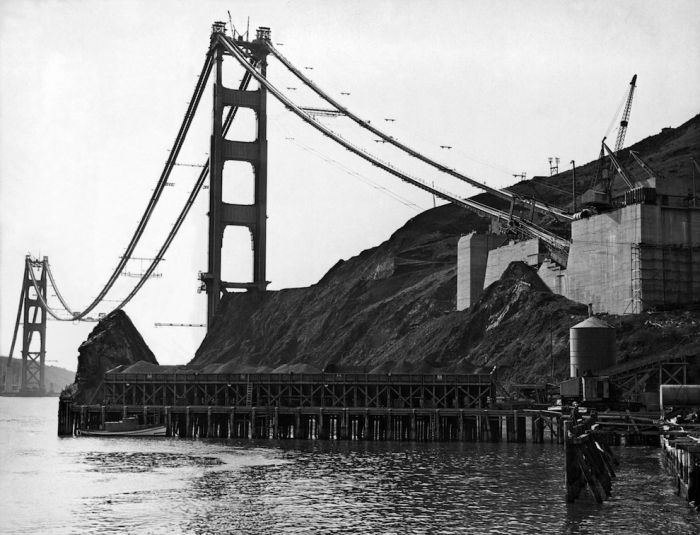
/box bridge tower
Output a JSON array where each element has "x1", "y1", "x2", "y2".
[
  {"x1": 16, "y1": 257, "x2": 48, "y2": 394},
  {"x1": 202, "y1": 22, "x2": 271, "y2": 329}
]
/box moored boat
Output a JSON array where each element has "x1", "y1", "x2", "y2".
[{"x1": 77, "y1": 416, "x2": 166, "y2": 437}]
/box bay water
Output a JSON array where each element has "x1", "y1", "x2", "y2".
[{"x1": 1, "y1": 397, "x2": 699, "y2": 534}]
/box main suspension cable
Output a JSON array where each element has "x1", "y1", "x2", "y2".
[
  {"x1": 219, "y1": 34, "x2": 569, "y2": 255},
  {"x1": 42, "y1": 49, "x2": 215, "y2": 320},
  {"x1": 114, "y1": 67, "x2": 258, "y2": 310}
]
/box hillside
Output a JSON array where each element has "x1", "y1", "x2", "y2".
[
  {"x1": 1, "y1": 356, "x2": 75, "y2": 395},
  {"x1": 188, "y1": 114, "x2": 700, "y2": 386}
]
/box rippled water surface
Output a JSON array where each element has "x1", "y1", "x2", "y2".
[{"x1": 1, "y1": 397, "x2": 699, "y2": 534}]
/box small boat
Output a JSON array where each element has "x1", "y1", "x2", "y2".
[{"x1": 77, "y1": 416, "x2": 166, "y2": 437}]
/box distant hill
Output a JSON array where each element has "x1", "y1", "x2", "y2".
[{"x1": 0, "y1": 356, "x2": 75, "y2": 395}]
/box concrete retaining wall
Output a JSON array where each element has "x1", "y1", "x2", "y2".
[
  {"x1": 483, "y1": 238, "x2": 543, "y2": 289},
  {"x1": 565, "y1": 205, "x2": 641, "y2": 314},
  {"x1": 456, "y1": 233, "x2": 504, "y2": 311},
  {"x1": 456, "y1": 204, "x2": 700, "y2": 314}
]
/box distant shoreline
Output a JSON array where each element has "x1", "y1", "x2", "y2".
[{"x1": 0, "y1": 392, "x2": 59, "y2": 398}]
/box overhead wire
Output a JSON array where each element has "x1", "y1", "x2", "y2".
[
  {"x1": 271, "y1": 116, "x2": 426, "y2": 212},
  {"x1": 266, "y1": 41, "x2": 572, "y2": 222}
]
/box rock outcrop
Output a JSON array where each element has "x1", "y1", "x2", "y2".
[{"x1": 71, "y1": 310, "x2": 157, "y2": 403}]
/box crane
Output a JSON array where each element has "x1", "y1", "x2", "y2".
[
  {"x1": 589, "y1": 75, "x2": 638, "y2": 198},
  {"x1": 613, "y1": 74, "x2": 637, "y2": 154}
]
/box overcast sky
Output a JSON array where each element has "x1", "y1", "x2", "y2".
[{"x1": 1, "y1": 0, "x2": 699, "y2": 372}]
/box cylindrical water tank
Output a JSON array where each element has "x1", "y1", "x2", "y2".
[
  {"x1": 660, "y1": 385, "x2": 700, "y2": 411},
  {"x1": 569, "y1": 317, "x2": 616, "y2": 378}
]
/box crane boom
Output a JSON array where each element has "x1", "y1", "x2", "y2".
[
  {"x1": 602, "y1": 141, "x2": 634, "y2": 189},
  {"x1": 629, "y1": 150, "x2": 662, "y2": 182},
  {"x1": 613, "y1": 74, "x2": 637, "y2": 154}
]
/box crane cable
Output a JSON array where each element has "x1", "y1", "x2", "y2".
[
  {"x1": 267, "y1": 42, "x2": 572, "y2": 222},
  {"x1": 32, "y1": 50, "x2": 216, "y2": 320},
  {"x1": 219, "y1": 34, "x2": 569, "y2": 254}
]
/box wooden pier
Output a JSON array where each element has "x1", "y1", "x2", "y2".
[
  {"x1": 58, "y1": 371, "x2": 566, "y2": 443},
  {"x1": 661, "y1": 431, "x2": 700, "y2": 508}
]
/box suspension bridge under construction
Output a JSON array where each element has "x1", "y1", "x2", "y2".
[
  {"x1": 2, "y1": 23, "x2": 697, "y2": 450},
  {"x1": 4, "y1": 22, "x2": 575, "y2": 396}
]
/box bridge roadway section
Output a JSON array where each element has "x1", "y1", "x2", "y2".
[{"x1": 59, "y1": 371, "x2": 566, "y2": 443}]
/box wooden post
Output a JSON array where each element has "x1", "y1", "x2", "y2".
[
  {"x1": 340, "y1": 409, "x2": 348, "y2": 440},
  {"x1": 566, "y1": 440, "x2": 586, "y2": 502},
  {"x1": 410, "y1": 411, "x2": 416, "y2": 441},
  {"x1": 516, "y1": 414, "x2": 526, "y2": 442},
  {"x1": 185, "y1": 407, "x2": 191, "y2": 438},
  {"x1": 294, "y1": 410, "x2": 301, "y2": 439},
  {"x1": 318, "y1": 409, "x2": 326, "y2": 440},
  {"x1": 250, "y1": 408, "x2": 257, "y2": 439}
]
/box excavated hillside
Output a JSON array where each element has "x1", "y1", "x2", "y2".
[{"x1": 189, "y1": 114, "x2": 700, "y2": 386}]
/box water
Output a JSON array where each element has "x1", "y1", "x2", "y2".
[{"x1": 1, "y1": 398, "x2": 698, "y2": 534}]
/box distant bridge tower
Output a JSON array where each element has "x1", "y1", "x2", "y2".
[
  {"x1": 202, "y1": 22, "x2": 271, "y2": 329},
  {"x1": 9, "y1": 257, "x2": 48, "y2": 394}
]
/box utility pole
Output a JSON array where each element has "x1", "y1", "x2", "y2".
[
  {"x1": 512, "y1": 172, "x2": 526, "y2": 181},
  {"x1": 549, "y1": 157, "x2": 560, "y2": 176},
  {"x1": 691, "y1": 157, "x2": 699, "y2": 208},
  {"x1": 550, "y1": 318, "x2": 554, "y2": 380},
  {"x1": 571, "y1": 160, "x2": 577, "y2": 212}
]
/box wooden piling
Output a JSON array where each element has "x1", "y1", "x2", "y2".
[{"x1": 565, "y1": 419, "x2": 617, "y2": 503}]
